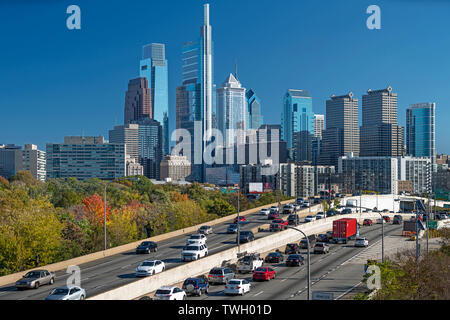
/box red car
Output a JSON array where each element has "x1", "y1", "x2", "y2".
[
  {"x1": 382, "y1": 216, "x2": 391, "y2": 223},
  {"x1": 252, "y1": 267, "x2": 276, "y2": 281},
  {"x1": 270, "y1": 219, "x2": 288, "y2": 231},
  {"x1": 234, "y1": 216, "x2": 247, "y2": 224},
  {"x1": 363, "y1": 219, "x2": 373, "y2": 226}
]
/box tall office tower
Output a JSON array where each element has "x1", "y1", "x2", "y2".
[
  {"x1": 293, "y1": 131, "x2": 313, "y2": 162},
  {"x1": 139, "y1": 43, "x2": 169, "y2": 155},
  {"x1": 109, "y1": 124, "x2": 139, "y2": 161},
  {"x1": 313, "y1": 114, "x2": 324, "y2": 139},
  {"x1": 406, "y1": 103, "x2": 436, "y2": 163},
  {"x1": 246, "y1": 89, "x2": 263, "y2": 130},
  {"x1": 217, "y1": 73, "x2": 247, "y2": 146},
  {"x1": 46, "y1": 137, "x2": 126, "y2": 181},
  {"x1": 319, "y1": 92, "x2": 359, "y2": 166},
  {"x1": 132, "y1": 118, "x2": 163, "y2": 180},
  {"x1": 175, "y1": 3, "x2": 215, "y2": 182},
  {"x1": 124, "y1": 77, "x2": 152, "y2": 124},
  {"x1": 360, "y1": 86, "x2": 405, "y2": 157},
  {"x1": 281, "y1": 89, "x2": 314, "y2": 153}
]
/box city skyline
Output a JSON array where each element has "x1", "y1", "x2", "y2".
[{"x1": 1, "y1": 0, "x2": 449, "y2": 154}]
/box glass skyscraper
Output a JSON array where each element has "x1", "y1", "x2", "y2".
[
  {"x1": 406, "y1": 103, "x2": 436, "y2": 163},
  {"x1": 140, "y1": 43, "x2": 169, "y2": 155},
  {"x1": 246, "y1": 89, "x2": 263, "y2": 130}
]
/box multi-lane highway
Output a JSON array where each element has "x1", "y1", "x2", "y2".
[
  {"x1": 0, "y1": 204, "x2": 318, "y2": 300},
  {"x1": 187, "y1": 223, "x2": 403, "y2": 300}
]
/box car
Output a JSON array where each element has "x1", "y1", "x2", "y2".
[
  {"x1": 382, "y1": 209, "x2": 389, "y2": 213},
  {"x1": 299, "y1": 238, "x2": 313, "y2": 249},
  {"x1": 382, "y1": 216, "x2": 391, "y2": 223},
  {"x1": 393, "y1": 215, "x2": 403, "y2": 224},
  {"x1": 285, "y1": 254, "x2": 305, "y2": 267},
  {"x1": 302, "y1": 201, "x2": 310, "y2": 208},
  {"x1": 285, "y1": 243, "x2": 301, "y2": 254},
  {"x1": 264, "y1": 251, "x2": 284, "y2": 263},
  {"x1": 181, "y1": 244, "x2": 208, "y2": 261},
  {"x1": 294, "y1": 204, "x2": 301, "y2": 211},
  {"x1": 315, "y1": 212, "x2": 325, "y2": 220},
  {"x1": 355, "y1": 237, "x2": 369, "y2": 247},
  {"x1": 234, "y1": 216, "x2": 247, "y2": 224},
  {"x1": 296, "y1": 197, "x2": 304, "y2": 204},
  {"x1": 237, "y1": 230, "x2": 255, "y2": 243},
  {"x1": 198, "y1": 225, "x2": 213, "y2": 235},
  {"x1": 136, "y1": 241, "x2": 158, "y2": 254},
  {"x1": 341, "y1": 208, "x2": 352, "y2": 214},
  {"x1": 326, "y1": 210, "x2": 337, "y2": 217},
  {"x1": 363, "y1": 219, "x2": 373, "y2": 226},
  {"x1": 287, "y1": 213, "x2": 300, "y2": 225},
  {"x1": 135, "y1": 260, "x2": 165, "y2": 277},
  {"x1": 186, "y1": 233, "x2": 207, "y2": 246},
  {"x1": 208, "y1": 267, "x2": 235, "y2": 284},
  {"x1": 224, "y1": 279, "x2": 251, "y2": 296},
  {"x1": 15, "y1": 270, "x2": 55, "y2": 290},
  {"x1": 313, "y1": 242, "x2": 329, "y2": 254},
  {"x1": 45, "y1": 286, "x2": 86, "y2": 300},
  {"x1": 363, "y1": 208, "x2": 371, "y2": 213},
  {"x1": 376, "y1": 218, "x2": 386, "y2": 224},
  {"x1": 227, "y1": 223, "x2": 239, "y2": 234},
  {"x1": 268, "y1": 211, "x2": 280, "y2": 220},
  {"x1": 259, "y1": 208, "x2": 270, "y2": 215},
  {"x1": 270, "y1": 206, "x2": 279, "y2": 213},
  {"x1": 153, "y1": 286, "x2": 186, "y2": 300},
  {"x1": 270, "y1": 218, "x2": 288, "y2": 231},
  {"x1": 304, "y1": 215, "x2": 316, "y2": 222},
  {"x1": 252, "y1": 267, "x2": 276, "y2": 281},
  {"x1": 317, "y1": 233, "x2": 328, "y2": 243},
  {"x1": 182, "y1": 277, "x2": 209, "y2": 296},
  {"x1": 282, "y1": 205, "x2": 294, "y2": 214}
]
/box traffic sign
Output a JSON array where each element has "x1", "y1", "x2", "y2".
[{"x1": 312, "y1": 291, "x2": 334, "y2": 300}]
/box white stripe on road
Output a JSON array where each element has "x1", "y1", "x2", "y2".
[{"x1": 254, "y1": 291, "x2": 264, "y2": 297}]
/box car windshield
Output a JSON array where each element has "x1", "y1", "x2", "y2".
[
  {"x1": 268, "y1": 252, "x2": 279, "y2": 257},
  {"x1": 287, "y1": 244, "x2": 296, "y2": 248},
  {"x1": 255, "y1": 267, "x2": 266, "y2": 272},
  {"x1": 51, "y1": 288, "x2": 69, "y2": 295},
  {"x1": 184, "y1": 246, "x2": 200, "y2": 251},
  {"x1": 200, "y1": 226, "x2": 208, "y2": 230},
  {"x1": 306, "y1": 216, "x2": 313, "y2": 218},
  {"x1": 23, "y1": 271, "x2": 41, "y2": 278},
  {"x1": 316, "y1": 243, "x2": 324, "y2": 247},
  {"x1": 155, "y1": 289, "x2": 171, "y2": 295},
  {"x1": 356, "y1": 238, "x2": 366, "y2": 241},
  {"x1": 190, "y1": 235, "x2": 202, "y2": 239},
  {"x1": 228, "y1": 280, "x2": 241, "y2": 285},
  {"x1": 288, "y1": 255, "x2": 301, "y2": 259},
  {"x1": 141, "y1": 261, "x2": 155, "y2": 267},
  {"x1": 209, "y1": 269, "x2": 223, "y2": 275},
  {"x1": 240, "y1": 231, "x2": 251, "y2": 235},
  {"x1": 140, "y1": 242, "x2": 152, "y2": 246}
]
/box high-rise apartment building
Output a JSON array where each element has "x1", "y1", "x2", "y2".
[
  {"x1": 217, "y1": 73, "x2": 247, "y2": 146},
  {"x1": 313, "y1": 114, "x2": 324, "y2": 139},
  {"x1": 133, "y1": 118, "x2": 162, "y2": 180},
  {"x1": 139, "y1": 43, "x2": 169, "y2": 155},
  {"x1": 319, "y1": 92, "x2": 359, "y2": 166},
  {"x1": 21, "y1": 144, "x2": 46, "y2": 182},
  {"x1": 46, "y1": 137, "x2": 125, "y2": 181},
  {"x1": 281, "y1": 89, "x2": 314, "y2": 150},
  {"x1": 397, "y1": 156, "x2": 431, "y2": 194},
  {"x1": 246, "y1": 89, "x2": 263, "y2": 130},
  {"x1": 0, "y1": 144, "x2": 46, "y2": 181},
  {"x1": 109, "y1": 124, "x2": 139, "y2": 161},
  {"x1": 124, "y1": 77, "x2": 152, "y2": 125},
  {"x1": 406, "y1": 103, "x2": 436, "y2": 163},
  {"x1": 360, "y1": 86, "x2": 405, "y2": 157}
]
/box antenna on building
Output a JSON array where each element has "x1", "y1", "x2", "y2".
[{"x1": 234, "y1": 60, "x2": 238, "y2": 80}]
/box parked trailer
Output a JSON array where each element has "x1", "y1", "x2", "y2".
[{"x1": 332, "y1": 218, "x2": 358, "y2": 244}]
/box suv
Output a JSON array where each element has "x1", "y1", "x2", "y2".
[
  {"x1": 355, "y1": 237, "x2": 369, "y2": 247},
  {"x1": 326, "y1": 210, "x2": 337, "y2": 217},
  {"x1": 393, "y1": 215, "x2": 403, "y2": 224},
  {"x1": 208, "y1": 267, "x2": 235, "y2": 284},
  {"x1": 299, "y1": 238, "x2": 314, "y2": 249},
  {"x1": 181, "y1": 244, "x2": 208, "y2": 261},
  {"x1": 182, "y1": 277, "x2": 209, "y2": 296},
  {"x1": 285, "y1": 243, "x2": 301, "y2": 254},
  {"x1": 237, "y1": 231, "x2": 254, "y2": 243},
  {"x1": 186, "y1": 234, "x2": 207, "y2": 246},
  {"x1": 313, "y1": 242, "x2": 329, "y2": 254},
  {"x1": 265, "y1": 251, "x2": 284, "y2": 263},
  {"x1": 287, "y1": 214, "x2": 300, "y2": 226}
]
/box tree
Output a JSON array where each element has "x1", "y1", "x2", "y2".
[
  {"x1": 108, "y1": 207, "x2": 139, "y2": 247},
  {"x1": 82, "y1": 194, "x2": 111, "y2": 226},
  {"x1": 10, "y1": 170, "x2": 39, "y2": 187}
]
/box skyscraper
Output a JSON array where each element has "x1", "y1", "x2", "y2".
[
  {"x1": 319, "y1": 92, "x2": 359, "y2": 166},
  {"x1": 175, "y1": 3, "x2": 215, "y2": 182},
  {"x1": 360, "y1": 86, "x2": 405, "y2": 157},
  {"x1": 281, "y1": 89, "x2": 314, "y2": 150},
  {"x1": 406, "y1": 103, "x2": 436, "y2": 163},
  {"x1": 109, "y1": 124, "x2": 139, "y2": 161},
  {"x1": 217, "y1": 73, "x2": 246, "y2": 147},
  {"x1": 313, "y1": 114, "x2": 324, "y2": 139},
  {"x1": 246, "y1": 89, "x2": 263, "y2": 130},
  {"x1": 124, "y1": 77, "x2": 152, "y2": 124},
  {"x1": 132, "y1": 118, "x2": 162, "y2": 180},
  {"x1": 139, "y1": 43, "x2": 169, "y2": 155}
]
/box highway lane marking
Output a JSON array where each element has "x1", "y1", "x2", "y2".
[
  {"x1": 254, "y1": 291, "x2": 264, "y2": 296},
  {"x1": 335, "y1": 281, "x2": 362, "y2": 300},
  {"x1": 281, "y1": 278, "x2": 287, "y2": 282}
]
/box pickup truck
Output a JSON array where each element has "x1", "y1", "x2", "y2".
[{"x1": 236, "y1": 253, "x2": 264, "y2": 273}]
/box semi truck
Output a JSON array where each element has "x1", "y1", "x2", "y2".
[{"x1": 332, "y1": 218, "x2": 358, "y2": 244}]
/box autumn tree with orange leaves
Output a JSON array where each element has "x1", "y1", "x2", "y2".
[{"x1": 82, "y1": 194, "x2": 111, "y2": 225}]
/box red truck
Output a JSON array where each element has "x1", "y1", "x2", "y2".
[{"x1": 332, "y1": 218, "x2": 358, "y2": 244}]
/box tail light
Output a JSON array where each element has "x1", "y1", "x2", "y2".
[
  {"x1": 167, "y1": 294, "x2": 172, "y2": 297},
  {"x1": 218, "y1": 275, "x2": 225, "y2": 278},
  {"x1": 208, "y1": 275, "x2": 212, "y2": 277},
  {"x1": 196, "y1": 285, "x2": 198, "y2": 288},
  {"x1": 224, "y1": 286, "x2": 228, "y2": 288},
  {"x1": 237, "y1": 286, "x2": 241, "y2": 289}
]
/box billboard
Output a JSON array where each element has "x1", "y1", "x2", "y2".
[{"x1": 249, "y1": 183, "x2": 263, "y2": 193}]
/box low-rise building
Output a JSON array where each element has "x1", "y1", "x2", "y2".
[{"x1": 160, "y1": 155, "x2": 191, "y2": 181}]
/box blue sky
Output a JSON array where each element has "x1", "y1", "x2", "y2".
[{"x1": 0, "y1": 0, "x2": 449, "y2": 153}]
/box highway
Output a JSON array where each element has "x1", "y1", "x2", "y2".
[
  {"x1": 0, "y1": 204, "x2": 318, "y2": 300},
  {"x1": 187, "y1": 223, "x2": 403, "y2": 300}
]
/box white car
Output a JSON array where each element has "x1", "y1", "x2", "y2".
[
  {"x1": 186, "y1": 234, "x2": 207, "y2": 246},
  {"x1": 304, "y1": 215, "x2": 316, "y2": 222},
  {"x1": 153, "y1": 286, "x2": 186, "y2": 300},
  {"x1": 270, "y1": 206, "x2": 279, "y2": 213},
  {"x1": 45, "y1": 286, "x2": 86, "y2": 300},
  {"x1": 302, "y1": 201, "x2": 310, "y2": 207},
  {"x1": 315, "y1": 212, "x2": 325, "y2": 220},
  {"x1": 224, "y1": 279, "x2": 251, "y2": 296},
  {"x1": 376, "y1": 218, "x2": 386, "y2": 224},
  {"x1": 259, "y1": 208, "x2": 270, "y2": 215},
  {"x1": 355, "y1": 237, "x2": 369, "y2": 247},
  {"x1": 135, "y1": 260, "x2": 165, "y2": 277},
  {"x1": 181, "y1": 244, "x2": 208, "y2": 261}
]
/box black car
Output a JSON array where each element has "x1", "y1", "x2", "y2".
[
  {"x1": 393, "y1": 215, "x2": 403, "y2": 225},
  {"x1": 285, "y1": 243, "x2": 301, "y2": 254},
  {"x1": 326, "y1": 210, "x2": 337, "y2": 217},
  {"x1": 287, "y1": 214, "x2": 300, "y2": 226},
  {"x1": 237, "y1": 231, "x2": 254, "y2": 243},
  {"x1": 182, "y1": 277, "x2": 209, "y2": 296},
  {"x1": 285, "y1": 254, "x2": 304, "y2": 266},
  {"x1": 264, "y1": 252, "x2": 284, "y2": 263},
  {"x1": 136, "y1": 241, "x2": 158, "y2": 254},
  {"x1": 317, "y1": 233, "x2": 329, "y2": 243},
  {"x1": 227, "y1": 224, "x2": 238, "y2": 234},
  {"x1": 341, "y1": 208, "x2": 352, "y2": 214}
]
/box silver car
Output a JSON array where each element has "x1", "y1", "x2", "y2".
[
  {"x1": 45, "y1": 286, "x2": 86, "y2": 300},
  {"x1": 15, "y1": 270, "x2": 55, "y2": 290}
]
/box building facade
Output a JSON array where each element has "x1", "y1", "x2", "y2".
[
  {"x1": 313, "y1": 114, "x2": 324, "y2": 139},
  {"x1": 133, "y1": 118, "x2": 162, "y2": 180},
  {"x1": 406, "y1": 103, "x2": 436, "y2": 164},
  {"x1": 160, "y1": 155, "x2": 192, "y2": 181},
  {"x1": 246, "y1": 89, "x2": 263, "y2": 130},
  {"x1": 109, "y1": 124, "x2": 139, "y2": 161},
  {"x1": 397, "y1": 156, "x2": 431, "y2": 195},
  {"x1": 0, "y1": 144, "x2": 46, "y2": 181}
]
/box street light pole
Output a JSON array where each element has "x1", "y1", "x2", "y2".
[
  {"x1": 237, "y1": 187, "x2": 240, "y2": 252},
  {"x1": 104, "y1": 184, "x2": 107, "y2": 251}
]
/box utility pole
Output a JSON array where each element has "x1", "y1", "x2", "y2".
[{"x1": 104, "y1": 184, "x2": 107, "y2": 251}]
